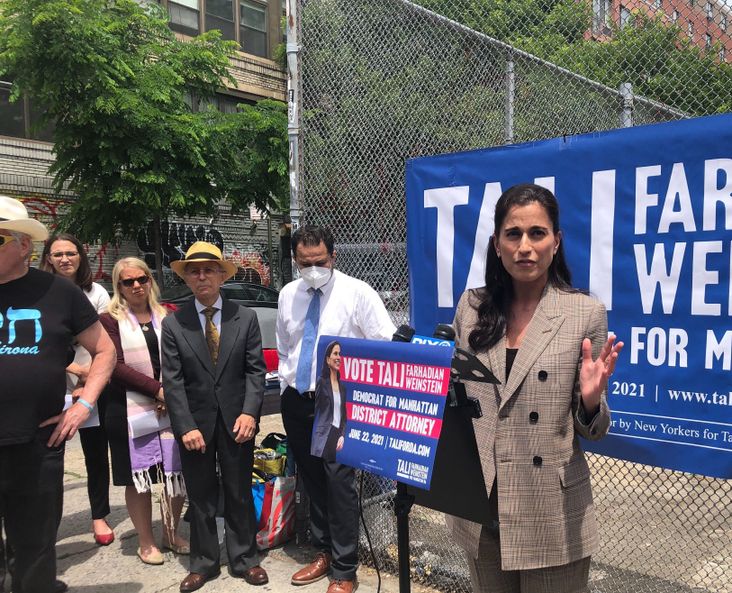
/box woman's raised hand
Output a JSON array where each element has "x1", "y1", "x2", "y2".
[{"x1": 579, "y1": 334, "x2": 624, "y2": 414}]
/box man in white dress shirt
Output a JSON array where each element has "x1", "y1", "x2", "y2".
[{"x1": 277, "y1": 226, "x2": 396, "y2": 593}]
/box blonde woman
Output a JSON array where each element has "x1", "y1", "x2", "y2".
[{"x1": 99, "y1": 258, "x2": 188, "y2": 565}]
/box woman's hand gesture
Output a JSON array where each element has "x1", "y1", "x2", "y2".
[{"x1": 579, "y1": 334, "x2": 624, "y2": 415}]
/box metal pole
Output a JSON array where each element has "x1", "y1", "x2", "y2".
[
  {"x1": 505, "y1": 56, "x2": 515, "y2": 144},
  {"x1": 266, "y1": 210, "x2": 274, "y2": 288},
  {"x1": 286, "y1": 0, "x2": 302, "y2": 233},
  {"x1": 285, "y1": 0, "x2": 302, "y2": 283},
  {"x1": 395, "y1": 483, "x2": 413, "y2": 593},
  {"x1": 620, "y1": 82, "x2": 634, "y2": 128}
]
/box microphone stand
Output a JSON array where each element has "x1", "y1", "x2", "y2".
[{"x1": 390, "y1": 325, "x2": 416, "y2": 593}]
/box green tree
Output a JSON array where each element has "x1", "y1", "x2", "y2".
[{"x1": 0, "y1": 0, "x2": 288, "y2": 282}]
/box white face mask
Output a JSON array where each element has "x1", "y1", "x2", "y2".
[{"x1": 299, "y1": 266, "x2": 332, "y2": 290}]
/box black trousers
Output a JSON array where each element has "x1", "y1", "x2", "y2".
[
  {"x1": 78, "y1": 393, "x2": 110, "y2": 520},
  {"x1": 0, "y1": 430, "x2": 64, "y2": 593},
  {"x1": 281, "y1": 387, "x2": 359, "y2": 581},
  {"x1": 179, "y1": 413, "x2": 260, "y2": 577}
]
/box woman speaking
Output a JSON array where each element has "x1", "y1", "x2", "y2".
[{"x1": 448, "y1": 184, "x2": 623, "y2": 593}]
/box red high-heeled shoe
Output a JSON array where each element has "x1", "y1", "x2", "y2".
[{"x1": 94, "y1": 531, "x2": 115, "y2": 546}]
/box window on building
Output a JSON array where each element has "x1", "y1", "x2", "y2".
[
  {"x1": 216, "y1": 93, "x2": 242, "y2": 113},
  {"x1": 169, "y1": 0, "x2": 200, "y2": 35},
  {"x1": 240, "y1": 0, "x2": 267, "y2": 58},
  {"x1": 205, "y1": 0, "x2": 236, "y2": 40},
  {"x1": 706, "y1": 33, "x2": 712, "y2": 47},
  {"x1": 689, "y1": 0, "x2": 695, "y2": 7},
  {"x1": 672, "y1": 9, "x2": 679, "y2": 22},
  {"x1": 620, "y1": 5, "x2": 632, "y2": 28},
  {"x1": 653, "y1": 0, "x2": 662, "y2": 9},
  {"x1": 281, "y1": 0, "x2": 286, "y2": 43},
  {"x1": 0, "y1": 81, "x2": 54, "y2": 141},
  {"x1": 27, "y1": 98, "x2": 54, "y2": 142},
  {"x1": 706, "y1": 1, "x2": 713, "y2": 19},
  {"x1": 721, "y1": 14, "x2": 728, "y2": 31},
  {"x1": 164, "y1": 0, "x2": 274, "y2": 59},
  {"x1": 0, "y1": 82, "x2": 26, "y2": 138},
  {"x1": 720, "y1": 46, "x2": 727, "y2": 61},
  {"x1": 592, "y1": 0, "x2": 612, "y2": 32},
  {"x1": 186, "y1": 90, "x2": 253, "y2": 113},
  {"x1": 688, "y1": 20, "x2": 694, "y2": 35}
]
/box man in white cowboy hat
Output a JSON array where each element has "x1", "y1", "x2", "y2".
[
  {"x1": 162, "y1": 241, "x2": 268, "y2": 592},
  {"x1": 0, "y1": 196, "x2": 115, "y2": 593}
]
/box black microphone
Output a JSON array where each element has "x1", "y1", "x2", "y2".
[
  {"x1": 392, "y1": 324, "x2": 415, "y2": 343},
  {"x1": 432, "y1": 323, "x2": 484, "y2": 418},
  {"x1": 432, "y1": 324, "x2": 455, "y2": 342}
]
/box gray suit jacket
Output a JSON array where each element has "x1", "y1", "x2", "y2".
[
  {"x1": 162, "y1": 298, "x2": 266, "y2": 443},
  {"x1": 446, "y1": 284, "x2": 610, "y2": 571}
]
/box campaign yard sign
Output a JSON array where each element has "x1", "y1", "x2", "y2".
[
  {"x1": 314, "y1": 335, "x2": 453, "y2": 489},
  {"x1": 406, "y1": 113, "x2": 732, "y2": 479}
]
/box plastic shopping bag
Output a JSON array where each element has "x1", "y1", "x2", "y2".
[{"x1": 256, "y1": 475, "x2": 296, "y2": 550}]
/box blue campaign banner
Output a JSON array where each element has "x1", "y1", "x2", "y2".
[
  {"x1": 406, "y1": 113, "x2": 732, "y2": 479},
  {"x1": 312, "y1": 335, "x2": 453, "y2": 489}
]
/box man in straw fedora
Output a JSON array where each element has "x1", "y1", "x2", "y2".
[
  {"x1": 0, "y1": 195, "x2": 115, "y2": 593},
  {"x1": 162, "y1": 241, "x2": 268, "y2": 592}
]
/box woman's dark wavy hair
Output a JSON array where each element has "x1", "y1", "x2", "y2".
[
  {"x1": 40, "y1": 233, "x2": 93, "y2": 291},
  {"x1": 468, "y1": 183, "x2": 574, "y2": 352},
  {"x1": 320, "y1": 340, "x2": 341, "y2": 380}
]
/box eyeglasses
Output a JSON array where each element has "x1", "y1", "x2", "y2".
[
  {"x1": 0, "y1": 235, "x2": 17, "y2": 248},
  {"x1": 50, "y1": 251, "x2": 79, "y2": 259},
  {"x1": 119, "y1": 275, "x2": 150, "y2": 288},
  {"x1": 185, "y1": 266, "x2": 222, "y2": 277}
]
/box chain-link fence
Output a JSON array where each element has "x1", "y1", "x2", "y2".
[{"x1": 291, "y1": 0, "x2": 732, "y2": 591}]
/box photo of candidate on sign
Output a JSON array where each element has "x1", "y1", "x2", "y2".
[
  {"x1": 310, "y1": 335, "x2": 453, "y2": 489},
  {"x1": 311, "y1": 340, "x2": 347, "y2": 462}
]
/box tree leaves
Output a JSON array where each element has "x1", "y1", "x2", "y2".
[{"x1": 0, "y1": 0, "x2": 288, "y2": 246}]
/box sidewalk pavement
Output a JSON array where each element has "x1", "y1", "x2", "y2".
[{"x1": 45, "y1": 414, "x2": 415, "y2": 593}]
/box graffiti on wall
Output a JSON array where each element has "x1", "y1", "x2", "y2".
[
  {"x1": 224, "y1": 244, "x2": 270, "y2": 287},
  {"x1": 137, "y1": 220, "x2": 224, "y2": 269},
  {"x1": 137, "y1": 220, "x2": 271, "y2": 287},
  {"x1": 20, "y1": 196, "x2": 118, "y2": 283}
]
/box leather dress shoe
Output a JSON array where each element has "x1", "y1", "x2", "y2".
[
  {"x1": 327, "y1": 579, "x2": 358, "y2": 593},
  {"x1": 179, "y1": 570, "x2": 220, "y2": 592},
  {"x1": 291, "y1": 551, "x2": 332, "y2": 585},
  {"x1": 240, "y1": 566, "x2": 268, "y2": 586}
]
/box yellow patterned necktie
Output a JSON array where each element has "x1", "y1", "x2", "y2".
[{"x1": 203, "y1": 306, "x2": 220, "y2": 365}]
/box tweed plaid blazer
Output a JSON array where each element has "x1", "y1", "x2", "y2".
[{"x1": 446, "y1": 284, "x2": 611, "y2": 571}]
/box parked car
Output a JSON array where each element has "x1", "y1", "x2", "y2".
[{"x1": 161, "y1": 281, "x2": 281, "y2": 416}]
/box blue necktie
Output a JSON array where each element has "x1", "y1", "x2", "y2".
[{"x1": 296, "y1": 288, "x2": 321, "y2": 392}]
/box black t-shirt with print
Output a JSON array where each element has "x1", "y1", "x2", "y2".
[{"x1": 0, "y1": 268, "x2": 98, "y2": 445}]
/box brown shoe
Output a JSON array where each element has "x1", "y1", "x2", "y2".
[
  {"x1": 291, "y1": 552, "x2": 332, "y2": 585},
  {"x1": 327, "y1": 579, "x2": 358, "y2": 593},
  {"x1": 179, "y1": 571, "x2": 220, "y2": 593},
  {"x1": 239, "y1": 565, "x2": 269, "y2": 586}
]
